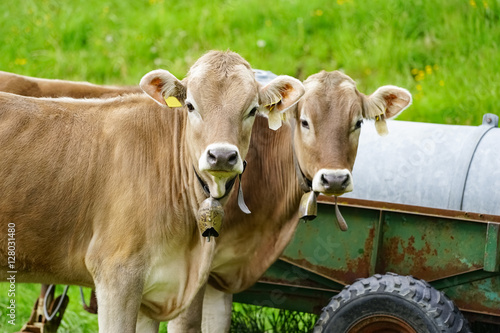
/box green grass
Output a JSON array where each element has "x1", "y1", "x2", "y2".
[
  {"x1": 0, "y1": 283, "x2": 316, "y2": 332},
  {"x1": 1, "y1": 0, "x2": 499, "y2": 331},
  {"x1": 1, "y1": 0, "x2": 499, "y2": 125}
]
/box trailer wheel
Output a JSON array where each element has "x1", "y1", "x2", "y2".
[{"x1": 313, "y1": 273, "x2": 471, "y2": 333}]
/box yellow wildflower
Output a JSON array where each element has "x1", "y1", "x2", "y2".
[
  {"x1": 411, "y1": 68, "x2": 419, "y2": 76},
  {"x1": 315, "y1": 9, "x2": 324, "y2": 16},
  {"x1": 415, "y1": 70, "x2": 425, "y2": 81},
  {"x1": 416, "y1": 84, "x2": 423, "y2": 91},
  {"x1": 439, "y1": 80, "x2": 445, "y2": 87},
  {"x1": 470, "y1": 0, "x2": 477, "y2": 7},
  {"x1": 425, "y1": 65, "x2": 432, "y2": 74},
  {"x1": 15, "y1": 58, "x2": 27, "y2": 66}
]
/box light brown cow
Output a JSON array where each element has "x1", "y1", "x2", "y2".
[
  {"x1": 168, "y1": 70, "x2": 412, "y2": 332},
  {"x1": 0, "y1": 51, "x2": 305, "y2": 333},
  {"x1": 0, "y1": 70, "x2": 143, "y2": 98}
]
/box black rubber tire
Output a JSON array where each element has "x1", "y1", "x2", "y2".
[{"x1": 313, "y1": 273, "x2": 471, "y2": 333}]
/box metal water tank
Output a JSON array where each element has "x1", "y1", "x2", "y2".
[{"x1": 345, "y1": 114, "x2": 500, "y2": 215}]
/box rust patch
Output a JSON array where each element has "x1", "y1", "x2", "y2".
[
  {"x1": 378, "y1": 235, "x2": 482, "y2": 281},
  {"x1": 280, "y1": 227, "x2": 377, "y2": 286},
  {"x1": 449, "y1": 278, "x2": 500, "y2": 316}
]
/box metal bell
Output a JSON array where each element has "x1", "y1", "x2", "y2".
[
  {"x1": 299, "y1": 191, "x2": 317, "y2": 221},
  {"x1": 197, "y1": 197, "x2": 224, "y2": 240}
]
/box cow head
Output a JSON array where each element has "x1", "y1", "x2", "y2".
[
  {"x1": 293, "y1": 71, "x2": 412, "y2": 196},
  {"x1": 140, "y1": 51, "x2": 304, "y2": 199}
]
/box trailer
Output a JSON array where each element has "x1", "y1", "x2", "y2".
[{"x1": 234, "y1": 113, "x2": 500, "y2": 332}]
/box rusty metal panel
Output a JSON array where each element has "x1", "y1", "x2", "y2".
[
  {"x1": 281, "y1": 201, "x2": 490, "y2": 285},
  {"x1": 236, "y1": 198, "x2": 500, "y2": 318},
  {"x1": 440, "y1": 275, "x2": 500, "y2": 317},
  {"x1": 280, "y1": 203, "x2": 381, "y2": 285},
  {"x1": 377, "y1": 210, "x2": 487, "y2": 281}
]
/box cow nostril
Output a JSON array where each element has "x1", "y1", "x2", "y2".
[
  {"x1": 207, "y1": 150, "x2": 217, "y2": 165},
  {"x1": 206, "y1": 149, "x2": 239, "y2": 169},
  {"x1": 319, "y1": 172, "x2": 350, "y2": 191},
  {"x1": 227, "y1": 151, "x2": 238, "y2": 166},
  {"x1": 341, "y1": 174, "x2": 350, "y2": 189},
  {"x1": 320, "y1": 174, "x2": 329, "y2": 186}
]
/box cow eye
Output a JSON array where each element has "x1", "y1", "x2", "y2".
[
  {"x1": 301, "y1": 119, "x2": 310, "y2": 129},
  {"x1": 186, "y1": 102, "x2": 195, "y2": 112},
  {"x1": 248, "y1": 106, "x2": 258, "y2": 117},
  {"x1": 354, "y1": 119, "x2": 363, "y2": 130}
]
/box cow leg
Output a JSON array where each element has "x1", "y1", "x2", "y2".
[
  {"x1": 201, "y1": 284, "x2": 232, "y2": 333},
  {"x1": 167, "y1": 283, "x2": 206, "y2": 333},
  {"x1": 94, "y1": 273, "x2": 144, "y2": 333},
  {"x1": 136, "y1": 312, "x2": 160, "y2": 333}
]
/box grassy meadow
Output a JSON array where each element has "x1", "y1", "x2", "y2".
[
  {"x1": 1, "y1": 0, "x2": 499, "y2": 332},
  {"x1": 1, "y1": 0, "x2": 499, "y2": 124}
]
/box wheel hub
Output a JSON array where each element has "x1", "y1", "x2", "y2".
[{"x1": 348, "y1": 314, "x2": 417, "y2": 333}]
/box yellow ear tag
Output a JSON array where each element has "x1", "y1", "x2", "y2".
[
  {"x1": 268, "y1": 112, "x2": 282, "y2": 131},
  {"x1": 165, "y1": 96, "x2": 182, "y2": 108}
]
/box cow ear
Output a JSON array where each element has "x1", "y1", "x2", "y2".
[
  {"x1": 363, "y1": 85, "x2": 412, "y2": 136},
  {"x1": 259, "y1": 75, "x2": 305, "y2": 130},
  {"x1": 140, "y1": 69, "x2": 187, "y2": 107}
]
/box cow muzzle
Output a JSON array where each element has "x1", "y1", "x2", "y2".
[
  {"x1": 199, "y1": 143, "x2": 244, "y2": 175},
  {"x1": 199, "y1": 143, "x2": 244, "y2": 198},
  {"x1": 312, "y1": 168, "x2": 353, "y2": 196}
]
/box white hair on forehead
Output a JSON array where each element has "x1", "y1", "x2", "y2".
[
  {"x1": 186, "y1": 63, "x2": 207, "y2": 80},
  {"x1": 339, "y1": 80, "x2": 356, "y2": 91}
]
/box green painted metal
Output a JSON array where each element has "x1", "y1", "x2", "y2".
[
  {"x1": 368, "y1": 210, "x2": 384, "y2": 277},
  {"x1": 235, "y1": 198, "x2": 500, "y2": 319},
  {"x1": 439, "y1": 275, "x2": 500, "y2": 317},
  {"x1": 233, "y1": 281, "x2": 336, "y2": 314},
  {"x1": 484, "y1": 223, "x2": 500, "y2": 272},
  {"x1": 280, "y1": 203, "x2": 381, "y2": 284},
  {"x1": 376, "y1": 210, "x2": 486, "y2": 281}
]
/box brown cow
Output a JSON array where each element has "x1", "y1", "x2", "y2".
[
  {"x1": 0, "y1": 70, "x2": 143, "y2": 98},
  {"x1": 168, "y1": 70, "x2": 412, "y2": 332},
  {"x1": 0, "y1": 51, "x2": 305, "y2": 333}
]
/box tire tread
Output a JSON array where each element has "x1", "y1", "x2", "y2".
[{"x1": 313, "y1": 273, "x2": 471, "y2": 333}]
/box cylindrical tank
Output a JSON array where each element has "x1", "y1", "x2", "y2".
[{"x1": 344, "y1": 114, "x2": 500, "y2": 216}]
